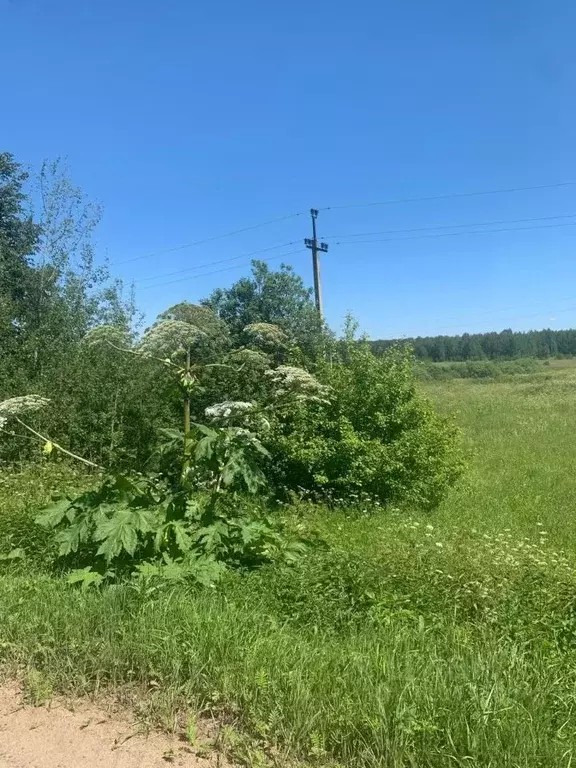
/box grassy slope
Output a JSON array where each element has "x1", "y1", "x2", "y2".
[{"x1": 2, "y1": 367, "x2": 576, "y2": 767}]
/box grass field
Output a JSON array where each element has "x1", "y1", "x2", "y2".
[{"x1": 2, "y1": 366, "x2": 576, "y2": 767}]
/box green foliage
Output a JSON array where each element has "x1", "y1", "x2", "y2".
[
  {"x1": 203, "y1": 260, "x2": 329, "y2": 360},
  {"x1": 189, "y1": 422, "x2": 270, "y2": 493},
  {"x1": 4, "y1": 369, "x2": 576, "y2": 766},
  {"x1": 244, "y1": 511, "x2": 576, "y2": 645},
  {"x1": 0, "y1": 155, "x2": 150, "y2": 467},
  {"x1": 0, "y1": 153, "x2": 42, "y2": 394},
  {"x1": 417, "y1": 357, "x2": 543, "y2": 381},
  {"x1": 266, "y1": 338, "x2": 464, "y2": 508},
  {"x1": 35, "y1": 420, "x2": 302, "y2": 583},
  {"x1": 0, "y1": 463, "x2": 90, "y2": 569},
  {"x1": 374, "y1": 327, "x2": 576, "y2": 361}
]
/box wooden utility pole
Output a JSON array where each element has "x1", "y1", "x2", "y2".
[{"x1": 305, "y1": 208, "x2": 328, "y2": 319}]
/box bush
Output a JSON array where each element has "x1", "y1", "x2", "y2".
[
  {"x1": 266, "y1": 341, "x2": 465, "y2": 508},
  {"x1": 0, "y1": 463, "x2": 91, "y2": 569},
  {"x1": 416, "y1": 358, "x2": 542, "y2": 381}
]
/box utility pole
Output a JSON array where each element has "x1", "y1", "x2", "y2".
[{"x1": 305, "y1": 208, "x2": 328, "y2": 319}]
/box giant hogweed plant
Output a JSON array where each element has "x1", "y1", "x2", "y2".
[{"x1": 26, "y1": 315, "x2": 327, "y2": 588}]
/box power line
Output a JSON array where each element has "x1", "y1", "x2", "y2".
[
  {"x1": 134, "y1": 240, "x2": 299, "y2": 283},
  {"x1": 322, "y1": 212, "x2": 576, "y2": 240},
  {"x1": 138, "y1": 248, "x2": 308, "y2": 291},
  {"x1": 320, "y1": 181, "x2": 576, "y2": 212},
  {"x1": 112, "y1": 211, "x2": 304, "y2": 266},
  {"x1": 108, "y1": 181, "x2": 575, "y2": 268},
  {"x1": 331, "y1": 220, "x2": 576, "y2": 246}
]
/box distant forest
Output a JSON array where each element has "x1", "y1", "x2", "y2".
[{"x1": 372, "y1": 328, "x2": 576, "y2": 362}]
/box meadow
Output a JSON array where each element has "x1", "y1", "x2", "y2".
[{"x1": 2, "y1": 364, "x2": 576, "y2": 767}]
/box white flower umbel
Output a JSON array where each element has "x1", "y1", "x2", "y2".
[
  {"x1": 265, "y1": 366, "x2": 330, "y2": 404},
  {"x1": 0, "y1": 395, "x2": 51, "y2": 417},
  {"x1": 82, "y1": 325, "x2": 131, "y2": 348},
  {"x1": 138, "y1": 320, "x2": 206, "y2": 359},
  {"x1": 228, "y1": 348, "x2": 270, "y2": 367},
  {"x1": 243, "y1": 322, "x2": 289, "y2": 350},
  {"x1": 205, "y1": 400, "x2": 255, "y2": 425}
]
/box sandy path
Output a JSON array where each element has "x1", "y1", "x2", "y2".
[{"x1": 0, "y1": 683, "x2": 225, "y2": 768}]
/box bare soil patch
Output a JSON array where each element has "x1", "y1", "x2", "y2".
[{"x1": 0, "y1": 683, "x2": 227, "y2": 768}]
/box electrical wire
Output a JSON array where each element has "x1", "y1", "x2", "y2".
[
  {"x1": 322, "y1": 212, "x2": 576, "y2": 240},
  {"x1": 111, "y1": 211, "x2": 305, "y2": 266},
  {"x1": 331, "y1": 220, "x2": 576, "y2": 246},
  {"x1": 320, "y1": 181, "x2": 576, "y2": 212},
  {"x1": 138, "y1": 248, "x2": 308, "y2": 291},
  {"x1": 134, "y1": 240, "x2": 299, "y2": 283},
  {"x1": 108, "y1": 181, "x2": 575, "y2": 269}
]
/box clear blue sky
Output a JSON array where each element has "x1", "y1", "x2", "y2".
[{"x1": 3, "y1": 0, "x2": 576, "y2": 338}]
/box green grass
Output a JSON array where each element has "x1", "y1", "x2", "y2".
[
  {"x1": 2, "y1": 366, "x2": 576, "y2": 766},
  {"x1": 1, "y1": 575, "x2": 575, "y2": 767},
  {"x1": 427, "y1": 369, "x2": 576, "y2": 548}
]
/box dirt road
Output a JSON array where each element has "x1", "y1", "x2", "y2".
[{"x1": 0, "y1": 684, "x2": 223, "y2": 768}]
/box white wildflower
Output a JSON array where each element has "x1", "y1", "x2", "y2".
[
  {"x1": 138, "y1": 320, "x2": 206, "y2": 359},
  {"x1": 228, "y1": 348, "x2": 270, "y2": 368},
  {"x1": 82, "y1": 325, "x2": 131, "y2": 348},
  {"x1": 0, "y1": 395, "x2": 51, "y2": 417},
  {"x1": 205, "y1": 400, "x2": 255, "y2": 425},
  {"x1": 243, "y1": 323, "x2": 289, "y2": 350},
  {"x1": 265, "y1": 365, "x2": 330, "y2": 404}
]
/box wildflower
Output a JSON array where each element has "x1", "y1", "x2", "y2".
[
  {"x1": 205, "y1": 401, "x2": 255, "y2": 423},
  {"x1": 265, "y1": 366, "x2": 331, "y2": 404},
  {"x1": 82, "y1": 325, "x2": 130, "y2": 348},
  {"x1": 0, "y1": 395, "x2": 51, "y2": 417},
  {"x1": 243, "y1": 323, "x2": 290, "y2": 350},
  {"x1": 138, "y1": 320, "x2": 206, "y2": 359},
  {"x1": 228, "y1": 348, "x2": 270, "y2": 368}
]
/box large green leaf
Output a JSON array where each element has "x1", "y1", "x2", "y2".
[
  {"x1": 170, "y1": 520, "x2": 193, "y2": 553},
  {"x1": 94, "y1": 506, "x2": 156, "y2": 563},
  {"x1": 191, "y1": 423, "x2": 217, "y2": 438},
  {"x1": 194, "y1": 434, "x2": 217, "y2": 461},
  {"x1": 67, "y1": 567, "x2": 105, "y2": 590},
  {"x1": 35, "y1": 498, "x2": 72, "y2": 529},
  {"x1": 55, "y1": 517, "x2": 91, "y2": 556}
]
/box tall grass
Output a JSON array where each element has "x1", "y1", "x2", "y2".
[
  {"x1": 1, "y1": 575, "x2": 575, "y2": 767},
  {"x1": 427, "y1": 368, "x2": 576, "y2": 547},
  {"x1": 3, "y1": 365, "x2": 576, "y2": 766}
]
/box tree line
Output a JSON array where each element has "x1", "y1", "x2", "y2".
[{"x1": 372, "y1": 328, "x2": 576, "y2": 362}]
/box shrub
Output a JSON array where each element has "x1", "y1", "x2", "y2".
[
  {"x1": 416, "y1": 358, "x2": 543, "y2": 381},
  {"x1": 265, "y1": 340, "x2": 464, "y2": 508},
  {"x1": 0, "y1": 463, "x2": 90, "y2": 569}
]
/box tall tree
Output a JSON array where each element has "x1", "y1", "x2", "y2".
[
  {"x1": 0, "y1": 153, "x2": 42, "y2": 392},
  {"x1": 202, "y1": 260, "x2": 328, "y2": 359}
]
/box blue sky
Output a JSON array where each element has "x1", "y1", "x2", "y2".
[{"x1": 2, "y1": 0, "x2": 576, "y2": 338}]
